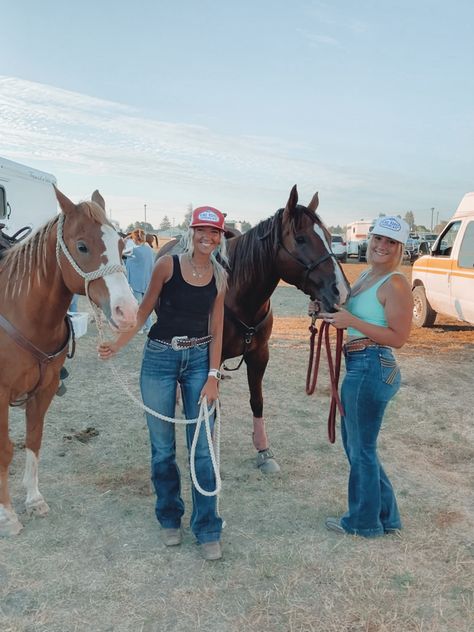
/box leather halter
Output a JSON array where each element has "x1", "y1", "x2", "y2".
[
  {"x1": 306, "y1": 318, "x2": 344, "y2": 443},
  {"x1": 0, "y1": 313, "x2": 75, "y2": 406},
  {"x1": 261, "y1": 208, "x2": 336, "y2": 296}
]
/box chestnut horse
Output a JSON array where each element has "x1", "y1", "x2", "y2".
[
  {"x1": 158, "y1": 186, "x2": 350, "y2": 472},
  {"x1": 0, "y1": 188, "x2": 138, "y2": 536}
]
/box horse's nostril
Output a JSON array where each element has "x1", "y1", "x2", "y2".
[
  {"x1": 114, "y1": 305, "x2": 125, "y2": 320},
  {"x1": 332, "y1": 283, "x2": 339, "y2": 297}
]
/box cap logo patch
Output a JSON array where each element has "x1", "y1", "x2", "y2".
[
  {"x1": 198, "y1": 210, "x2": 219, "y2": 223},
  {"x1": 379, "y1": 217, "x2": 401, "y2": 232}
]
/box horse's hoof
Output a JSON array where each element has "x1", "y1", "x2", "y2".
[
  {"x1": 0, "y1": 507, "x2": 24, "y2": 536},
  {"x1": 256, "y1": 448, "x2": 281, "y2": 474},
  {"x1": 25, "y1": 498, "x2": 50, "y2": 517}
]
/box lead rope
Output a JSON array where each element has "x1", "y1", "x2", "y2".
[
  {"x1": 56, "y1": 214, "x2": 221, "y2": 499},
  {"x1": 306, "y1": 317, "x2": 345, "y2": 443}
]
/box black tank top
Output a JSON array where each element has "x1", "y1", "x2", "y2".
[{"x1": 149, "y1": 255, "x2": 218, "y2": 340}]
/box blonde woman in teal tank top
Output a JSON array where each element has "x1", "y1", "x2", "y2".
[{"x1": 320, "y1": 216, "x2": 412, "y2": 537}]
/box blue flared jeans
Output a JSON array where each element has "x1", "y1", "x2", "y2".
[
  {"x1": 339, "y1": 345, "x2": 402, "y2": 537},
  {"x1": 139, "y1": 339, "x2": 222, "y2": 544}
]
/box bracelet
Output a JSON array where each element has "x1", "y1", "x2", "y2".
[{"x1": 208, "y1": 368, "x2": 222, "y2": 380}]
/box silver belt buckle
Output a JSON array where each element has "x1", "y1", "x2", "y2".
[{"x1": 171, "y1": 336, "x2": 188, "y2": 351}]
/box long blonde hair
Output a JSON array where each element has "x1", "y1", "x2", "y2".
[{"x1": 180, "y1": 228, "x2": 228, "y2": 293}]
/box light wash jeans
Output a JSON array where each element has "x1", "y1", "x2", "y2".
[
  {"x1": 339, "y1": 345, "x2": 402, "y2": 537},
  {"x1": 132, "y1": 290, "x2": 153, "y2": 333},
  {"x1": 139, "y1": 338, "x2": 222, "y2": 544}
]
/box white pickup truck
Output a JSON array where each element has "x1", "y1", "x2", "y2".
[{"x1": 412, "y1": 192, "x2": 474, "y2": 327}]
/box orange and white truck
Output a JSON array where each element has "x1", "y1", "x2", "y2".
[{"x1": 412, "y1": 192, "x2": 474, "y2": 327}]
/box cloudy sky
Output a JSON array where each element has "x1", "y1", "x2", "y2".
[{"x1": 1, "y1": 0, "x2": 473, "y2": 230}]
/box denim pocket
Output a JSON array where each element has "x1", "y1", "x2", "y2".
[
  {"x1": 378, "y1": 353, "x2": 399, "y2": 385},
  {"x1": 195, "y1": 342, "x2": 210, "y2": 352},
  {"x1": 146, "y1": 339, "x2": 169, "y2": 354}
]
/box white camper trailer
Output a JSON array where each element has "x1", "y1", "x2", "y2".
[
  {"x1": 0, "y1": 157, "x2": 57, "y2": 236},
  {"x1": 345, "y1": 219, "x2": 374, "y2": 258}
]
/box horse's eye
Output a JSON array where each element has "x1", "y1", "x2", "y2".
[
  {"x1": 295, "y1": 235, "x2": 306, "y2": 244},
  {"x1": 77, "y1": 241, "x2": 89, "y2": 254}
]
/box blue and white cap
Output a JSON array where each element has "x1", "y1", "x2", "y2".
[{"x1": 371, "y1": 216, "x2": 409, "y2": 245}]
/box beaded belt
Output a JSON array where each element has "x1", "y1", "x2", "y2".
[
  {"x1": 344, "y1": 338, "x2": 389, "y2": 353},
  {"x1": 155, "y1": 335, "x2": 213, "y2": 350}
]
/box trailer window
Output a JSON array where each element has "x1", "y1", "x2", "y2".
[
  {"x1": 458, "y1": 221, "x2": 474, "y2": 269},
  {"x1": 0, "y1": 186, "x2": 6, "y2": 219}
]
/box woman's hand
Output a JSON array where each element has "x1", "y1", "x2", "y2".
[
  {"x1": 199, "y1": 377, "x2": 219, "y2": 405},
  {"x1": 319, "y1": 305, "x2": 352, "y2": 329},
  {"x1": 97, "y1": 339, "x2": 120, "y2": 360}
]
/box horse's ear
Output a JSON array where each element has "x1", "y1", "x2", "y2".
[
  {"x1": 284, "y1": 185, "x2": 298, "y2": 216},
  {"x1": 91, "y1": 190, "x2": 105, "y2": 210},
  {"x1": 307, "y1": 192, "x2": 319, "y2": 213},
  {"x1": 54, "y1": 185, "x2": 76, "y2": 215}
]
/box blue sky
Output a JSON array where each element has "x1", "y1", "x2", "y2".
[{"x1": 1, "y1": 0, "x2": 472, "y2": 230}]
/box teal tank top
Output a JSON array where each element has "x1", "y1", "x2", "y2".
[{"x1": 346, "y1": 271, "x2": 401, "y2": 338}]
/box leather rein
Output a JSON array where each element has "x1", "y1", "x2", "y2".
[{"x1": 306, "y1": 315, "x2": 345, "y2": 443}]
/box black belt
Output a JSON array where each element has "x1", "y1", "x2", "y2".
[{"x1": 154, "y1": 335, "x2": 212, "y2": 350}]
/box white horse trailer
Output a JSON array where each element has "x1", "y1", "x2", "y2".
[
  {"x1": 345, "y1": 219, "x2": 374, "y2": 258},
  {"x1": 0, "y1": 157, "x2": 57, "y2": 236}
]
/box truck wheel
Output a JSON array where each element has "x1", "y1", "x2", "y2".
[
  {"x1": 358, "y1": 248, "x2": 365, "y2": 262},
  {"x1": 412, "y1": 286, "x2": 437, "y2": 328}
]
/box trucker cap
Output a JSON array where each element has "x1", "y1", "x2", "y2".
[
  {"x1": 190, "y1": 206, "x2": 225, "y2": 231},
  {"x1": 371, "y1": 216, "x2": 409, "y2": 245}
]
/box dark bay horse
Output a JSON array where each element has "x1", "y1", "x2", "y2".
[
  {"x1": 158, "y1": 186, "x2": 350, "y2": 472},
  {"x1": 0, "y1": 188, "x2": 138, "y2": 536}
]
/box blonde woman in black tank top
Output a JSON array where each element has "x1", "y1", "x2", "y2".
[{"x1": 99, "y1": 207, "x2": 228, "y2": 560}]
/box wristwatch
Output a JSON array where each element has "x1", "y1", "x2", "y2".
[{"x1": 208, "y1": 368, "x2": 222, "y2": 380}]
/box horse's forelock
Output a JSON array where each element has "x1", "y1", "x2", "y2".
[{"x1": 78, "y1": 200, "x2": 110, "y2": 225}]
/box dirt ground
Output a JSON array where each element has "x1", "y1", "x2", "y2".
[{"x1": 1, "y1": 263, "x2": 473, "y2": 632}]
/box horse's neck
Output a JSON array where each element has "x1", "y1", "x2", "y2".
[
  {"x1": 0, "y1": 233, "x2": 72, "y2": 345},
  {"x1": 228, "y1": 266, "x2": 279, "y2": 320}
]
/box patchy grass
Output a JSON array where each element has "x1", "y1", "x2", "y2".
[{"x1": 1, "y1": 285, "x2": 473, "y2": 632}]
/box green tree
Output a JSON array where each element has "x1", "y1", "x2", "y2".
[
  {"x1": 404, "y1": 211, "x2": 415, "y2": 231},
  {"x1": 160, "y1": 215, "x2": 172, "y2": 230},
  {"x1": 240, "y1": 220, "x2": 252, "y2": 233},
  {"x1": 125, "y1": 221, "x2": 155, "y2": 233},
  {"x1": 178, "y1": 204, "x2": 193, "y2": 230}
]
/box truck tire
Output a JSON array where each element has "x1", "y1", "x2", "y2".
[
  {"x1": 412, "y1": 286, "x2": 437, "y2": 328},
  {"x1": 358, "y1": 247, "x2": 366, "y2": 262}
]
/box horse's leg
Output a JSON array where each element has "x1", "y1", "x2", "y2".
[
  {"x1": 246, "y1": 347, "x2": 281, "y2": 474},
  {"x1": 23, "y1": 384, "x2": 57, "y2": 516},
  {"x1": 0, "y1": 400, "x2": 23, "y2": 536}
]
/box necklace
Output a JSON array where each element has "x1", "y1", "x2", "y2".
[{"x1": 188, "y1": 256, "x2": 211, "y2": 279}]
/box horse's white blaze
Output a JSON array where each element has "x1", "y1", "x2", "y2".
[
  {"x1": 100, "y1": 225, "x2": 138, "y2": 326},
  {"x1": 22, "y1": 448, "x2": 42, "y2": 506},
  {"x1": 313, "y1": 224, "x2": 350, "y2": 305}
]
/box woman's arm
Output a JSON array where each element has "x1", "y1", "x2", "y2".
[
  {"x1": 98, "y1": 255, "x2": 173, "y2": 359},
  {"x1": 200, "y1": 289, "x2": 225, "y2": 404},
  {"x1": 321, "y1": 275, "x2": 413, "y2": 348}
]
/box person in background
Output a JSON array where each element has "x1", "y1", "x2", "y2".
[
  {"x1": 320, "y1": 216, "x2": 412, "y2": 538},
  {"x1": 125, "y1": 229, "x2": 155, "y2": 333},
  {"x1": 98, "y1": 207, "x2": 228, "y2": 561},
  {"x1": 145, "y1": 233, "x2": 159, "y2": 252}
]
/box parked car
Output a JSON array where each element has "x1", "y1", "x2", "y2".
[
  {"x1": 330, "y1": 234, "x2": 347, "y2": 262},
  {"x1": 412, "y1": 193, "x2": 474, "y2": 327},
  {"x1": 356, "y1": 224, "x2": 375, "y2": 261}
]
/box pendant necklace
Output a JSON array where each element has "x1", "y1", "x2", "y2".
[{"x1": 188, "y1": 256, "x2": 210, "y2": 279}]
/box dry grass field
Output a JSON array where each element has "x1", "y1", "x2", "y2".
[{"x1": 1, "y1": 262, "x2": 473, "y2": 632}]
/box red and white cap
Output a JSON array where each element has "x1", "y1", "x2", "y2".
[{"x1": 190, "y1": 206, "x2": 225, "y2": 231}]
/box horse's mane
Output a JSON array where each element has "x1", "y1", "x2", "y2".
[
  {"x1": 1, "y1": 201, "x2": 109, "y2": 297},
  {"x1": 228, "y1": 210, "x2": 282, "y2": 293}
]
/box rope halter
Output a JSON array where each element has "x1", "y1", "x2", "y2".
[{"x1": 55, "y1": 213, "x2": 125, "y2": 302}]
